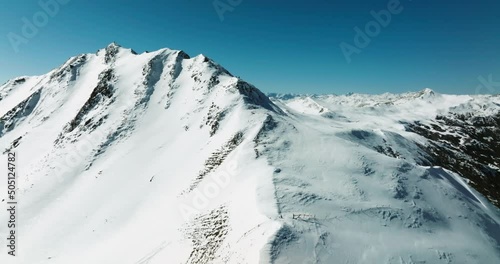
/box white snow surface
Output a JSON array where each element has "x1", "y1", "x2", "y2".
[{"x1": 0, "y1": 44, "x2": 499, "y2": 263}]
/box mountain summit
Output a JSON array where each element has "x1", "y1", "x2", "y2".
[{"x1": 1, "y1": 44, "x2": 500, "y2": 263}]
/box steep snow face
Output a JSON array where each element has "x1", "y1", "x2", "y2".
[
  {"x1": 0, "y1": 43, "x2": 280, "y2": 264},
  {"x1": 0, "y1": 45, "x2": 499, "y2": 264}
]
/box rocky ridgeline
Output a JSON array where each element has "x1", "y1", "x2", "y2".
[{"x1": 184, "y1": 132, "x2": 244, "y2": 193}]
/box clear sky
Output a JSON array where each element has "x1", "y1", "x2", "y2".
[{"x1": 1, "y1": 0, "x2": 499, "y2": 95}]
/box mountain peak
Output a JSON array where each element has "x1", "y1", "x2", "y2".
[
  {"x1": 103, "y1": 42, "x2": 125, "y2": 54},
  {"x1": 421, "y1": 87, "x2": 435, "y2": 95},
  {"x1": 417, "y1": 87, "x2": 438, "y2": 100},
  {"x1": 107, "y1": 41, "x2": 121, "y2": 48},
  {"x1": 97, "y1": 42, "x2": 140, "y2": 62}
]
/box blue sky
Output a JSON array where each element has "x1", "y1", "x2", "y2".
[{"x1": 1, "y1": 0, "x2": 499, "y2": 94}]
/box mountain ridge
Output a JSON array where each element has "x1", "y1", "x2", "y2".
[{"x1": 1, "y1": 44, "x2": 500, "y2": 264}]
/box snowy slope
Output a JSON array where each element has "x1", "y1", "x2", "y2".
[
  {"x1": 0, "y1": 44, "x2": 499, "y2": 264},
  {"x1": 270, "y1": 91, "x2": 500, "y2": 207}
]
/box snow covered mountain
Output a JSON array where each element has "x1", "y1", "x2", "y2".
[{"x1": 0, "y1": 43, "x2": 499, "y2": 264}]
